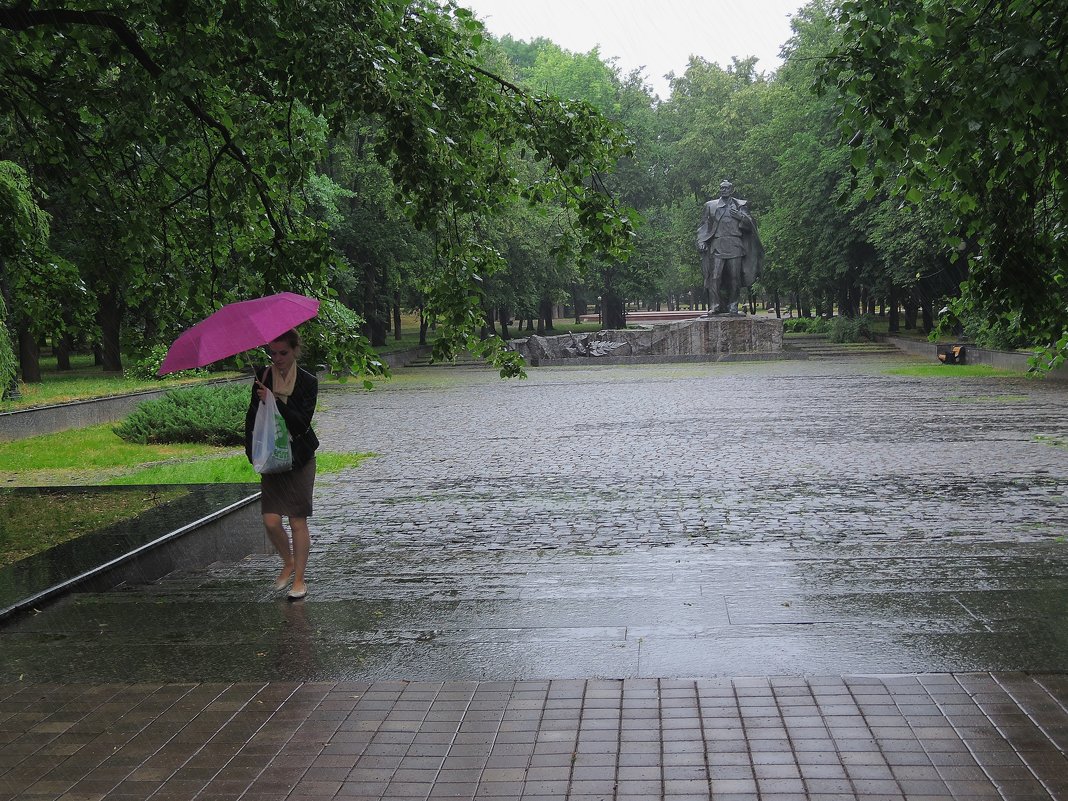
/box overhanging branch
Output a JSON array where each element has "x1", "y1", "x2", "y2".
[{"x1": 1, "y1": 6, "x2": 286, "y2": 244}]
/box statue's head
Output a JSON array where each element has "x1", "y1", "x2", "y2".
[{"x1": 719, "y1": 180, "x2": 734, "y2": 199}]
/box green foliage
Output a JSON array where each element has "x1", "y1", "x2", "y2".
[
  {"x1": 783, "y1": 317, "x2": 830, "y2": 334},
  {"x1": 113, "y1": 384, "x2": 248, "y2": 446},
  {"x1": 0, "y1": 293, "x2": 15, "y2": 396},
  {"x1": 1031, "y1": 332, "x2": 1068, "y2": 374},
  {"x1": 0, "y1": 161, "x2": 51, "y2": 392},
  {"x1": 827, "y1": 314, "x2": 876, "y2": 343},
  {"x1": 820, "y1": 0, "x2": 1068, "y2": 352},
  {"x1": 301, "y1": 297, "x2": 389, "y2": 386},
  {"x1": 123, "y1": 344, "x2": 208, "y2": 381},
  {"x1": 0, "y1": 161, "x2": 49, "y2": 261},
  {"x1": 1, "y1": 1, "x2": 637, "y2": 376}
]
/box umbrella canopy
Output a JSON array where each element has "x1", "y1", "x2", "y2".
[{"x1": 158, "y1": 292, "x2": 320, "y2": 375}]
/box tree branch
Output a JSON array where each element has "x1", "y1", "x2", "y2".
[{"x1": 0, "y1": 6, "x2": 287, "y2": 244}]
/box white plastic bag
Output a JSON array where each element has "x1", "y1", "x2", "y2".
[{"x1": 251, "y1": 389, "x2": 292, "y2": 474}]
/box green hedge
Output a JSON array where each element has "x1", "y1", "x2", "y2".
[
  {"x1": 114, "y1": 384, "x2": 248, "y2": 445},
  {"x1": 783, "y1": 317, "x2": 830, "y2": 334},
  {"x1": 828, "y1": 314, "x2": 877, "y2": 343}
]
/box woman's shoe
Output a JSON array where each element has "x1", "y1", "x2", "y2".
[{"x1": 287, "y1": 584, "x2": 307, "y2": 600}]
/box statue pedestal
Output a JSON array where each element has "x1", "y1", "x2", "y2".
[
  {"x1": 653, "y1": 316, "x2": 783, "y2": 357},
  {"x1": 516, "y1": 316, "x2": 784, "y2": 365}
]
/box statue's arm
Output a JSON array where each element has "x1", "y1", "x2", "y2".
[{"x1": 696, "y1": 203, "x2": 714, "y2": 250}]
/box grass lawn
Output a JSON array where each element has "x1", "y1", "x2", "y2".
[
  {"x1": 0, "y1": 424, "x2": 370, "y2": 487},
  {"x1": 884, "y1": 364, "x2": 1026, "y2": 379}
]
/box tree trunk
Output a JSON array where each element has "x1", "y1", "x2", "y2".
[
  {"x1": 419, "y1": 308, "x2": 429, "y2": 345},
  {"x1": 393, "y1": 297, "x2": 402, "y2": 341},
  {"x1": 366, "y1": 314, "x2": 387, "y2": 346},
  {"x1": 903, "y1": 294, "x2": 918, "y2": 330},
  {"x1": 96, "y1": 287, "x2": 123, "y2": 372},
  {"x1": 362, "y1": 260, "x2": 388, "y2": 347},
  {"x1": 55, "y1": 333, "x2": 72, "y2": 370},
  {"x1": 888, "y1": 285, "x2": 900, "y2": 333},
  {"x1": 498, "y1": 307, "x2": 510, "y2": 340},
  {"x1": 538, "y1": 298, "x2": 554, "y2": 334},
  {"x1": 484, "y1": 306, "x2": 497, "y2": 336},
  {"x1": 18, "y1": 326, "x2": 41, "y2": 383},
  {"x1": 602, "y1": 290, "x2": 626, "y2": 330},
  {"x1": 920, "y1": 295, "x2": 935, "y2": 334},
  {"x1": 773, "y1": 289, "x2": 781, "y2": 318}
]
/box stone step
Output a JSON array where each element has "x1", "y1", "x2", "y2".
[
  {"x1": 404, "y1": 354, "x2": 492, "y2": 369},
  {"x1": 784, "y1": 335, "x2": 905, "y2": 360}
]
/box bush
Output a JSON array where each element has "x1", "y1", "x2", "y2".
[
  {"x1": 114, "y1": 384, "x2": 249, "y2": 445},
  {"x1": 828, "y1": 314, "x2": 877, "y2": 343},
  {"x1": 124, "y1": 344, "x2": 208, "y2": 381},
  {"x1": 783, "y1": 316, "x2": 830, "y2": 334}
]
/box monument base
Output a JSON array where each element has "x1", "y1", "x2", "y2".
[{"x1": 513, "y1": 316, "x2": 784, "y2": 366}]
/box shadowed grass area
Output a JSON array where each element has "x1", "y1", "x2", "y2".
[
  {"x1": 0, "y1": 487, "x2": 189, "y2": 567},
  {"x1": 884, "y1": 364, "x2": 1024, "y2": 378}
]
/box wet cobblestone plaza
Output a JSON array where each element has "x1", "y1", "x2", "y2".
[{"x1": 3, "y1": 357, "x2": 1068, "y2": 799}]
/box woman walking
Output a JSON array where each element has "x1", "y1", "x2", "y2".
[{"x1": 244, "y1": 328, "x2": 319, "y2": 600}]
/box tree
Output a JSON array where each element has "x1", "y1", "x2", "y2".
[
  {"x1": 0, "y1": 161, "x2": 50, "y2": 388},
  {"x1": 497, "y1": 36, "x2": 652, "y2": 331},
  {"x1": 820, "y1": 0, "x2": 1068, "y2": 356},
  {"x1": 1, "y1": 1, "x2": 636, "y2": 376}
]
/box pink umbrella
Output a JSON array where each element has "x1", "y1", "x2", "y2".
[{"x1": 158, "y1": 292, "x2": 320, "y2": 375}]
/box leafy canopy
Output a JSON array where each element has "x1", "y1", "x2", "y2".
[
  {"x1": 0, "y1": 0, "x2": 637, "y2": 375},
  {"x1": 818, "y1": 0, "x2": 1068, "y2": 355}
]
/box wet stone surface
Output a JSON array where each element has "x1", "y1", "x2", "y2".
[
  {"x1": 2, "y1": 358, "x2": 1067, "y2": 683},
  {"x1": 4, "y1": 358, "x2": 1068, "y2": 801}
]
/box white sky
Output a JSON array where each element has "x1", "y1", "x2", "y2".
[{"x1": 460, "y1": 0, "x2": 804, "y2": 98}]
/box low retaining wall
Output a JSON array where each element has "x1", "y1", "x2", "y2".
[
  {"x1": 0, "y1": 487, "x2": 265, "y2": 622},
  {"x1": 0, "y1": 377, "x2": 246, "y2": 441}
]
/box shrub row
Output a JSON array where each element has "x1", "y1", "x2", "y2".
[{"x1": 114, "y1": 384, "x2": 249, "y2": 446}]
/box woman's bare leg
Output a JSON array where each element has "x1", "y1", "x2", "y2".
[
  {"x1": 289, "y1": 516, "x2": 311, "y2": 595},
  {"x1": 263, "y1": 513, "x2": 294, "y2": 586}
]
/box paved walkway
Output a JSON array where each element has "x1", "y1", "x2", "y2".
[{"x1": 3, "y1": 358, "x2": 1068, "y2": 799}]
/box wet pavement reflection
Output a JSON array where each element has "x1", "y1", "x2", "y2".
[{"x1": 1, "y1": 359, "x2": 1066, "y2": 683}]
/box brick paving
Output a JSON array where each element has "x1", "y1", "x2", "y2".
[{"x1": 3, "y1": 357, "x2": 1068, "y2": 800}]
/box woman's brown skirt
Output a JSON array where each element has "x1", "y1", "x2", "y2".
[{"x1": 260, "y1": 457, "x2": 316, "y2": 518}]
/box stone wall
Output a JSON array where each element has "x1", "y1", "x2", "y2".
[{"x1": 513, "y1": 316, "x2": 784, "y2": 366}]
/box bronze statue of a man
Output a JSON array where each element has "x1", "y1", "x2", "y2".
[{"x1": 696, "y1": 180, "x2": 764, "y2": 314}]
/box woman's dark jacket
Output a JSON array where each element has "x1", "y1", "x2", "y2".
[{"x1": 244, "y1": 366, "x2": 319, "y2": 469}]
